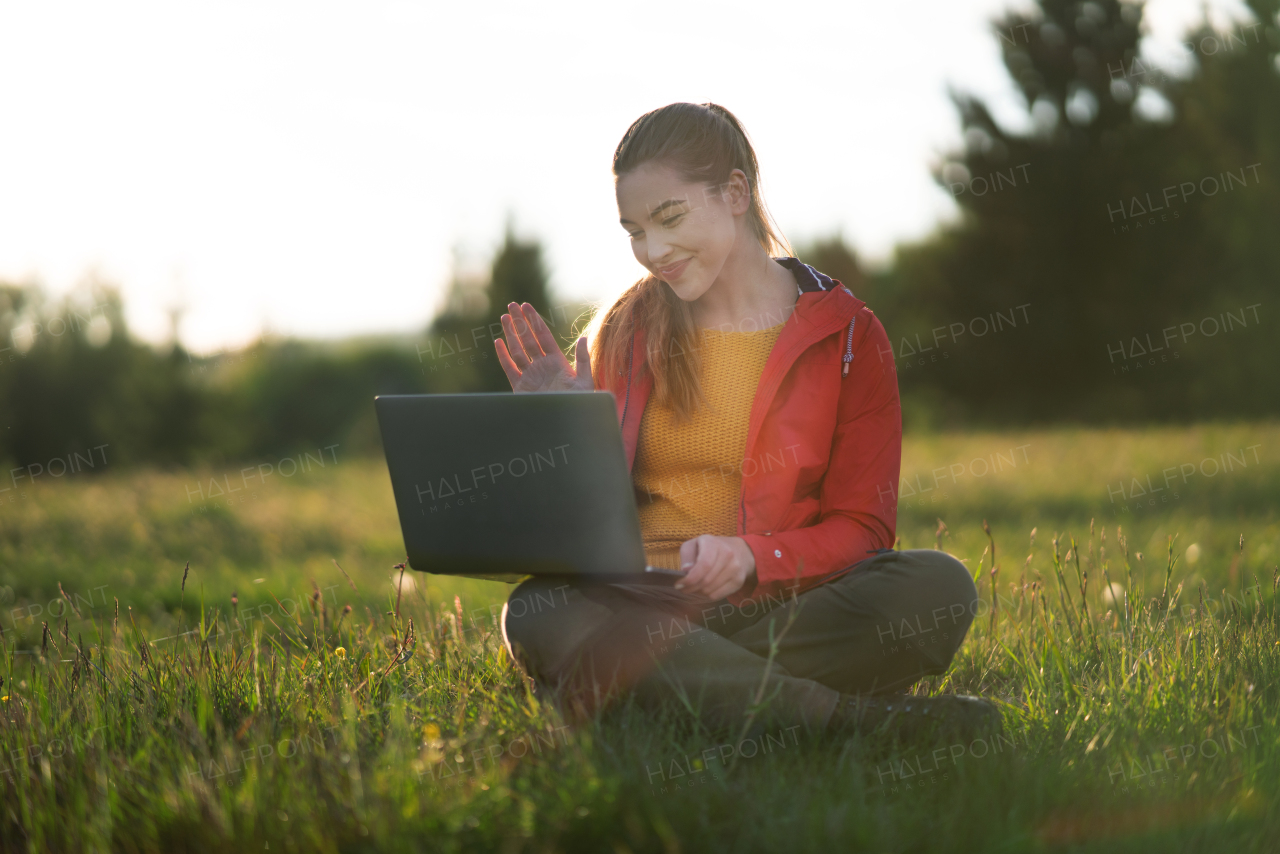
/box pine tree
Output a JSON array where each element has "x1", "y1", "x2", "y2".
[{"x1": 881, "y1": 0, "x2": 1279, "y2": 424}]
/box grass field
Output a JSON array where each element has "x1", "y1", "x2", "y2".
[{"x1": 1, "y1": 423, "x2": 1277, "y2": 852}]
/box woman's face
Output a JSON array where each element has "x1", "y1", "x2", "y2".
[{"x1": 616, "y1": 161, "x2": 750, "y2": 302}]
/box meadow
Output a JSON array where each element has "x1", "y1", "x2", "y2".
[{"x1": 0, "y1": 422, "x2": 1277, "y2": 852}]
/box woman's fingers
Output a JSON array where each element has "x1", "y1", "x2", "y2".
[
  {"x1": 703, "y1": 554, "x2": 735, "y2": 600},
  {"x1": 705, "y1": 578, "x2": 736, "y2": 603},
  {"x1": 673, "y1": 536, "x2": 748, "y2": 600},
  {"x1": 676, "y1": 539, "x2": 725, "y2": 598},
  {"x1": 693, "y1": 570, "x2": 731, "y2": 601},
  {"x1": 510, "y1": 302, "x2": 549, "y2": 363},
  {"x1": 495, "y1": 338, "x2": 524, "y2": 390},
  {"x1": 524, "y1": 304, "x2": 565, "y2": 366},
  {"x1": 673, "y1": 538, "x2": 703, "y2": 591},
  {"x1": 679, "y1": 567, "x2": 711, "y2": 597},
  {"x1": 504, "y1": 302, "x2": 582, "y2": 383},
  {"x1": 574, "y1": 336, "x2": 593, "y2": 388},
  {"x1": 498, "y1": 303, "x2": 589, "y2": 393},
  {"x1": 499, "y1": 312, "x2": 531, "y2": 369}
]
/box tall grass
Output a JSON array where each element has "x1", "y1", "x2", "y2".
[{"x1": 0, "y1": 423, "x2": 1276, "y2": 851}]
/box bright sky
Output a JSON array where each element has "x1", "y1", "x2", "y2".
[{"x1": 0, "y1": 0, "x2": 1253, "y2": 353}]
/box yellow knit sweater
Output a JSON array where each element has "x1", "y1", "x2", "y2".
[{"x1": 633, "y1": 322, "x2": 785, "y2": 570}]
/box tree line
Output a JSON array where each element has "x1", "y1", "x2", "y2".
[{"x1": 1, "y1": 0, "x2": 1276, "y2": 469}]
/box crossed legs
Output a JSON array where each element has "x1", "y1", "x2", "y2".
[{"x1": 501, "y1": 549, "x2": 978, "y2": 733}]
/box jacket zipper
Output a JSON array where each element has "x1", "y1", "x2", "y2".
[
  {"x1": 737, "y1": 300, "x2": 858, "y2": 535},
  {"x1": 842, "y1": 310, "x2": 857, "y2": 377}
]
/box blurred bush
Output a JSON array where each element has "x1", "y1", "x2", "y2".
[{"x1": 0, "y1": 228, "x2": 590, "y2": 469}]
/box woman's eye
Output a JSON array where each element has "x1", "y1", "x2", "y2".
[{"x1": 662, "y1": 214, "x2": 684, "y2": 227}]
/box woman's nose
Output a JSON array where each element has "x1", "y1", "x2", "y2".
[{"x1": 646, "y1": 235, "x2": 673, "y2": 265}]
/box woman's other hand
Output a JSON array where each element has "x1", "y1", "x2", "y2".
[
  {"x1": 674, "y1": 535, "x2": 756, "y2": 601},
  {"x1": 496, "y1": 302, "x2": 594, "y2": 393}
]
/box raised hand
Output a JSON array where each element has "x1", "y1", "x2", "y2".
[{"x1": 495, "y1": 302, "x2": 594, "y2": 394}]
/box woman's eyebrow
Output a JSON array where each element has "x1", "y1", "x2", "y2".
[{"x1": 619, "y1": 198, "x2": 688, "y2": 226}]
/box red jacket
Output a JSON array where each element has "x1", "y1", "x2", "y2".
[{"x1": 597, "y1": 257, "x2": 902, "y2": 605}]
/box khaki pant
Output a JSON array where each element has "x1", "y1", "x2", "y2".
[{"x1": 501, "y1": 549, "x2": 978, "y2": 733}]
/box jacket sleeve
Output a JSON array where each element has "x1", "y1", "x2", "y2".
[{"x1": 740, "y1": 310, "x2": 901, "y2": 588}]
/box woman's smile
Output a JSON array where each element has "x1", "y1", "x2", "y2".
[{"x1": 657, "y1": 257, "x2": 692, "y2": 280}]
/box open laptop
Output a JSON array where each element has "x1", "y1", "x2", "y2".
[{"x1": 374, "y1": 391, "x2": 685, "y2": 584}]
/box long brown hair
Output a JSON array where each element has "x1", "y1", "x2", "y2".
[{"x1": 580, "y1": 102, "x2": 792, "y2": 424}]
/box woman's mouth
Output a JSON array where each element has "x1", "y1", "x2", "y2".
[{"x1": 657, "y1": 258, "x2": 691, "y2": 280}]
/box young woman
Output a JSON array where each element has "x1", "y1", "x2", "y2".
[{"x1": 493, "y1": 102, "x2": 998, "y2": 739}]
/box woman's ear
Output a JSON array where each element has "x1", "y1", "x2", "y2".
[{"x1": 724, "y1": 169, "x2": 752, "y2": 215}]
